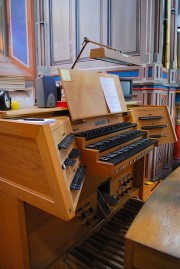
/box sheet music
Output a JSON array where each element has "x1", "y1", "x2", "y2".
[{"x1": 100, "y1": 77, "x2": 122, "y2": 113}]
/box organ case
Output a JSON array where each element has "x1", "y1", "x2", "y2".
[{"x1": 1, "y1": 69, "x2": 175, "y2": 269}]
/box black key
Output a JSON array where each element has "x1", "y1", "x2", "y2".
[
  {"x1": 75, "y1": 122, "x2": 137, "y2": 140},
  {"x1": 70, "y1": 166, "x2": 85, "y2": 190},
  {"x1": 141, "y1": 124, "x2": 167, "y2": 130},
  {"x1": 64, "y1": 158, "x2": 76, "y2": 166},
  {"x1": 139, "y1": 116, "x2": 163, "y2": 120},
  {"x1": 68, "y1": 148, "x2": 81, "y2": 158},
  {"x1": 58, "y1": 134, "x2": 75, "y2": 149},
  {"x1": 99, "y1": 138, "x2": 158, "y2": 165},
  {"x1": 86, "y1": 130, "x2": 146, "y2": 152}
]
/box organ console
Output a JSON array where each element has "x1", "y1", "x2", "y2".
[{"x1": 0, "y1": 69, "x2": 177, "y2": 269}]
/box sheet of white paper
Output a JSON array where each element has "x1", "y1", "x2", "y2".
[
  {"x1": 16, "y1": 118, "x2": 56, "y2": 124},
  {"x1": 100, "y1": 77, "x2": 122, "y2": 113}
]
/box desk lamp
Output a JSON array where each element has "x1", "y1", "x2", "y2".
[{"x1": 71, "y1": 37, "x2": 140, "y2": 69}]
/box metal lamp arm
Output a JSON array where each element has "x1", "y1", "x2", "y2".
[{"x1": 71, "y1": 37, "x2": 122, "y2": 69}]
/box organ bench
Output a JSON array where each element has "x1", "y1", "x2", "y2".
[{"x1": 124, "y1": 167, "x2": 180, "y2": 269}]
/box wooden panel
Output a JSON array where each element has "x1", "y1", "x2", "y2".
[
  {"x1": 0, "y1": 118, "x2": 80, "y2": 220},
  {"x1": 59, "y1": 69, "x2": 127, "y2": 121},
  {"x1": 25, "y1": 203, "x2": 97, "y2": 269},
  {"x1": 0, "y1": 191, "x2": 30, "y2": 269},
  {"x1": 0, "y1": 105, "x2": 68, "y2": 119},
  {"x1": 130, "y1": 105, "x2": 177, "y2": 144},
  {"x1": 0, "y1": 134, "x2": 52, "y2": 196},
  {"x1": 133, "y1": 245, "x2": 180, "y2": 269},
  {"x1": 124, "y1": 167, "x2": 180, "y2": 269},
  {"x1": 72, "y1": 113, "x2": 126, "y2": 133}
]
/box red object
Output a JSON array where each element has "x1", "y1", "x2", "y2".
[
  {"x1": 174, "y1": 125, "x2": 180, "y2": 159},
  {"x1": 57, "y1": 101, "x2": 68, "y2": 107}
]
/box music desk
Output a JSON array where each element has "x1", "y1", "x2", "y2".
[{"x1": 124, "y1": 167, "x2": 180, "y2": 269}]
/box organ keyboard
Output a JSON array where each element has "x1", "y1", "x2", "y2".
[{"x1": 75, "y1": 121, "x2": 158, "y2": 180}]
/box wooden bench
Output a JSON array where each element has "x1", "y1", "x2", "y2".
[{"x1": 124, "y1": 167, "x2": 180, "y2": 269}]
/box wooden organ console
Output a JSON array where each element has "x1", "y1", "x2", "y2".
[{"x1": 0, "y1": 70, "x2": 177, "y2": 269}]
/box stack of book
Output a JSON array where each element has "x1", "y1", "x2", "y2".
[
  {"x1": 0, "y1": 53, "x2": 34, "y2": 106},
  {"x1": 0, "y1": 74, "x2": 25, "y2": 90}
]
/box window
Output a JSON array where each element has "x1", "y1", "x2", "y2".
[{"x1": 35, "y1": 0, "x2": 141, "y2": 75}]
